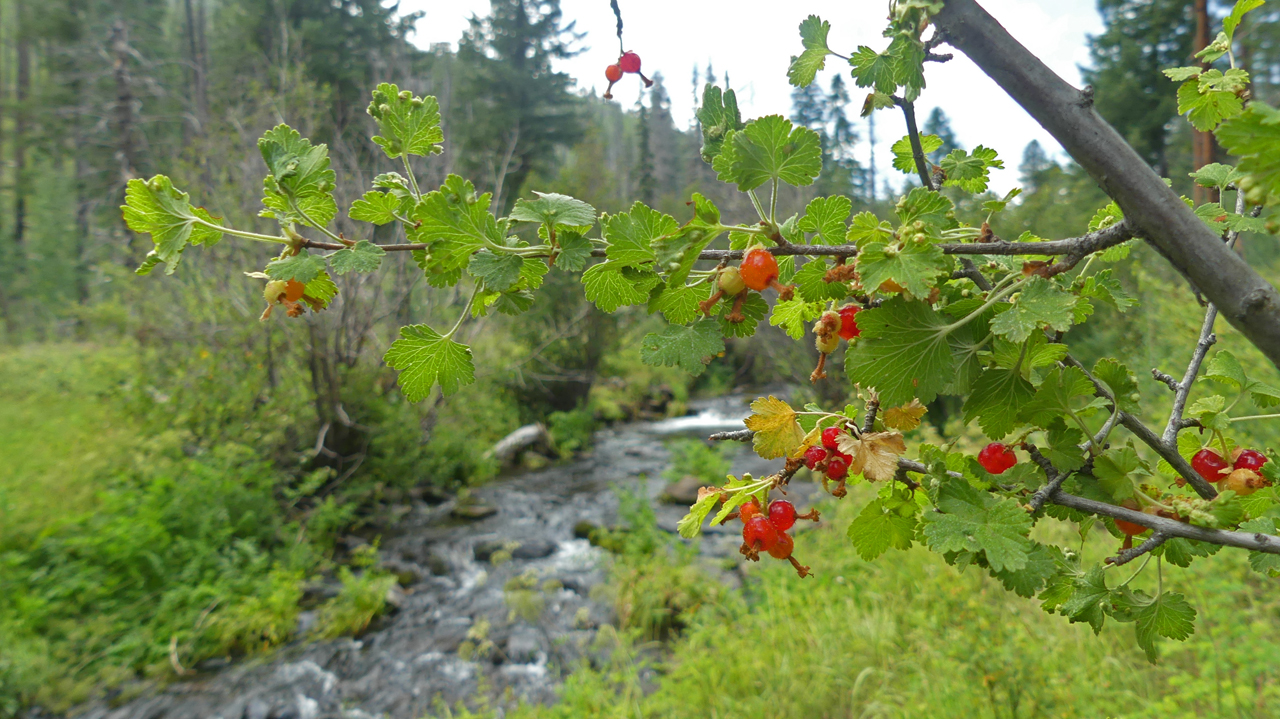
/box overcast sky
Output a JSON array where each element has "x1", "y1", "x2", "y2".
[{"x1": 402, "y1": 0, "x2": 1104, "y2": 196}]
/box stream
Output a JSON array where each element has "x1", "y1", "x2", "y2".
[{"x1": 76, "y1": 394, "x2": 819, "y2": 719}]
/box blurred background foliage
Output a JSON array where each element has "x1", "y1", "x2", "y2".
[{"x1": 0, "y1": 0, "x2": 1277, "y2": 714}]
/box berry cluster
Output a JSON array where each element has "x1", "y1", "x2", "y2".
[
  {"x1": 802, "y1": 426, "x2": 858, "y2": 497},
  {"x1": 739, "y1": 498, "x2": 816, "y2": 577},
  {"x1": 603, "y1": 51, "x2": 653, "y2": 100},
  {"x1": 809, "y1": 305, "x2": 861, "y2": 381},
  {"x1": 1191, "y1": 447, "x2": 1270, "y2": 495},
  {"x1": 699, "y1": 246, "x2": 796, "y2": 322}
]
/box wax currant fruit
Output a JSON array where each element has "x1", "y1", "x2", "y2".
[
  {"x1": 1222, "y1": 468, "x2": 1263, "y2": 496},
  {"x1": 767, "y1": 531, "x2": 795, "y2": 559},
  {"x1": 740, "y1": 246, "x2": 779, "y2": 291},
  {"x1": 605, "y1": 64, "x2": 623, "y2": 82},
  {"x1": 815, "y1": 331, "x2": 840, "y2": 354},
  {"x1": 619, "y1": 51, "x2": 642, "y2": 73},
  {"x1": 821, "y1": 426, "x2": 846, "y2": 451},
  {"x1": 1234, "y1": 449, "x2": 1268, "y2": 472},
  {"x1": 1114, "y1": 499, "x2": 1148, "y2": 536},
  {"x1": 264, "y1": 280, "x2": 288, "y2": 304},
  {"x1": 826, "y1": 453, "x2": 851, "y2": 480},
  {"x1": 803, "y1": 446, "x2": 828, "y2": 470},
  {"x1": 768, "y1": 500, "x2": 797, "y2": 531},
  {"x1": 977, "y1": 442, "x2": 1017, "y2": 474},
  {"x1": 838, "y1": 305, "x2": 861, "y2": 340},
  {"x1": 743, "y1": 516, "x2": 779, "y2": 551},
  {"x1": 718, "y1": 266, "x2": 746, "y2": 296},
  {"x1": 1191, "y1": 448, "x2": 1231, "y2": 482},
  {"x1": 740, "y1": 498, "x2": 763, "y2": 521}
]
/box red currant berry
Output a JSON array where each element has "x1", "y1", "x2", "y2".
[
  {"x1": 821, "y1": 426, "x2": 845, "y2": 451},
  {"x1": 977, "y1": 442, "x2": 1017, "y2": 475},
  {"x1": 739, "y1": 498, "x2": 763, "y2": 521},
  {"x1": 803, "y1": 446, "x2": 828, "y2": 470},
  {"x1": 605, "y1": 64, "x2": 623, "y2": 82},
  {"x1": 1191, "y1": 448, "x2": 1230, "y2": 483},
  {"x1": 739, "y1": 246, "x2": 779, "y2": 292},
  {"x1": 838, "y1": 305, "x2": 861, "y2": 340},
  {"x1": 743, "y1": 516, "x2": 779, "y2": 551},
  {"x1": 1234, "y1": 449, "x2": 1268, "y2": 473},
  {"x1": 826, "y1": 453, "x2": 851, "y2": 480},
  {"x1": 618, "y1": 51, "x2": 642, "y2": 74},
  {"x1": 767, "y1": 531, "x2": 794, "y2": 559},
  {"x1": 1114, "y1": 499, "x2": 1147, "y2": 536},
  {"x1": 768, "y1": 500, "x2": 797, "y2": 532},
  {"x1": 1223, "y1": 468, "x2": 1263, "y2": 496}
]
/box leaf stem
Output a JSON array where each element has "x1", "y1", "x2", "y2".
[
  {"x1": 747, "y1": 190, "x2": 771, "y2": 227},
  {"x1": 941, "y1": 274, "x2": 1029, "y2": 334},
  {"x1": 1229, "y1": 413, "x2": 1280, "y2": 422},
  {"x1": 402, "y1": 155, "x2": 423, "y2": 201},
  {"x1": 769, "y1": 179, "x2": 779, "y2": 225},
  {"x1": 289, "y1": 198, "x2": 347, "y2": 244},
  {"x1": 444, "y1": 285, "x2": 481, "y2": 340},
  {"x1": 1116, "y1": 553, "x2": 1153, "y2": 586},
  {"x1": 195, "y1": 220, "x2": 290, "y2": 245}
]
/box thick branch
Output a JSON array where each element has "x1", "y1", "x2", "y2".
[
  {"x1": 938, "y1": 221, "x2": 1134, "y2": 261},
  {"x1": 934, "y1": 0, "x2": 1280, "y2": 369}
]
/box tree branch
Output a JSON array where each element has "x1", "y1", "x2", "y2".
[
  {"x1": 939, "y1": 221, "x2": 1134, "y2": 265},
  {"x1": 933, "y1": 0, "x2": 1280, "y2": 369},
  {"x1": 708, "y1": 429, "x2": 754, "y2": 442},
  {"x1": 1162, "y1": 304, "x2": 1218, "y2": 445},
  {"x1": 895, "y1": 97, "x2": 935, "y2": 190},
  {"x1": 1107, "y1": 532, "x2": 1169, "y2": 566}
]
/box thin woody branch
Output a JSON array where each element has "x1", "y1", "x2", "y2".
[
  {"x1": 937, "y1": 221, "x2": 1134, "y2": 260},
  {"x1": 894, "y1": 97, "x2": 936, "y2": 191},
  {"x1": 1162, "y1": 305, "x2": 1218, "y2": 445},
  {"x1": 1107, "y1": 532, "x2": 1169, "y2": 566}
]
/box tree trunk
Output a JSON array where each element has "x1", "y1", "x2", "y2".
[
  {"x1": 14, "y1": 0, "x2": 30, "y2": 252},
  {"x1": 1192, "y1": 0, "x2": 1216, "y2": 205}
]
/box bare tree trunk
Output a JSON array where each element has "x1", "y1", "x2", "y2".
[{"x1": 1192, "y1": 0, "x2": 1216, "y2": 205}]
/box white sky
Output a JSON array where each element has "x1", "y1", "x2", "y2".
[{"x1": 402, "y1": 0, "x2": 1104, "y2": 196}]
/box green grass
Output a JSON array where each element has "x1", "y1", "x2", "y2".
[
  {"x1": 509, "y1": 493, "x2": 1280, "y2": 719},
  {"x1": 0, "y1": 343, "x2": 142, "y2": 544}
]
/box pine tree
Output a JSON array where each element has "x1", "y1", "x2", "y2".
[{"x1": 1019, "y1": 140, "x2": 1053, "y2": 191}]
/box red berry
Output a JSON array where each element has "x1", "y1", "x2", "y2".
[
  {"x1": 739, "y1": 498, "x2": 763, "y2": 521},
  {"x1": 803, "y1": 446, "x2": 828, "y2": 470},
  {"x1": 767, "y1": 532, "x2": 794, "y2": 559},
  {"x1": 1234, "y1": 449, "x2": 1268, "y2": 473},
  {"x1": 618, "y1": 51, "x2": 642, "y2": 73},
  {"x1": 838, "y1": 305, "x2": 861, "y2": 340},
  {"x1": 826, "y1": 453, "x2": 851, "y2": 480},
  {"x1": 284, "y1": 279, "x2": 306, "y2": 302},
  {"x1": 977, "y1": 442, "x2": 1017, "y2": 475},
  {"x1": 768, "y1": 500, "x2": 797, "y2": 531},
  {"x1": 739, "y1": 247, "x2": 779, "y2": 291},
  {"x1": 743, "y1": 516, "x2": 779, "y2": 551},
  {"x1": 821, "y1": 426, "x2": 845, "y2": 451},
  {"x1": 1191, "y1": 448, "x2": 1231, "y2": 483},
  {"x1": 1114, "y1": 499, "x2": 1147, "y2": 536},
  {"x1": 605, "y1": 64, "x2": 623, "y2": 82}
]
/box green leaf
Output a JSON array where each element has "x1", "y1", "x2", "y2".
[
  {"x1": 411, "y1": 175, "x2": 503, "y2": 273},
  {"x1": 603, "y1": 202, "x2": 676, "y2": 267},
  {"x1": 1239, "y1": 518, "x2": 1280, "y2": 576},
  {"x1": 1216, "y1": 102, "x2": 1280, "y2": 206},
  {"x1": 1177, "y1": 76, "x2": 1244, "y2": 132},
  {"x1": 328, "y1": 240, "x2": 386, "y2": 275},
  {"x1": 990, "y1": 277, "x2": 1078, "y2": 343},
  {"x1": 856, "y1": 241, "x2": 949, "y2": 298},
  {"x1": 510, "y1": 192, "x2": 597, "y2": 229},
  {"x1": 894, "y1": 187, "x2": 953, "y2": 228},
  {"x1": 1094, "y1": 446, "x2": 1142, "y2": 501},
  {"x1": 640, "y1": 320, "x2": 725, "y2": 376},
  {"x1": 677, "y1": 491, "x2": 720, "y2": 539},
  {"x1": 991, "y1": 334, "x2": 1066, "y2": 372},
  {"x1": 383, "y1": 324, "x2": 475, "y2": 400},
  {"x1": 349, "y1": 190, "x2": 404, "y2": 225},
  {"x1": 850, "y1": 46, "x2": 900, "y2": 94},
  {"x1": 1060, "y1": 565, "x2": 1110, "y2": 634},
  {"x1": 650, "y1": 282, "x2": 712, "y2": 326},
  {"x1": 696, "y1": 84, "x2": 745, "y2": 163},
  {"x1": 793, "y1": 259, "x2": 849, "y2": 303},
  {"x1": 1094, "y1": 358, "x2": 1140, "y2": 413},
  {"x1": 847, "y1": 495, "x2": 918, "y2": 560},
  {"x1": 1163, "y1": 66, "x2": 1202, "y2": 82},
  {"x1": 1079, "y1": 269, "x2": 1137, "y2": 312},
  {"x1": 787, "y1": 15, "x2": 832, "y2": 87},
  {"x1": 1189, "y1": 162, "x2": 1245, "y2": 192},
  {"x1": 940, "y1": 146, "x2": 1004, "y2": 193},
  {"x1": 554, "y1": 232, "x2": 592, "y2": 272},
  {"x1": 652, "y1": 225, "x2": 720, "y2": 287},
  {"x1": 993, "y1": 543, "x2": 1060, "y2": 598},
  {"x1": 122, "y1": 175, "x2": 224, "y2": 275},
  {"x1": 582, "y1": 262, "x2": 661, "y2": 312},
  {"x1": 302, "y1": 271, "x2": 338, "y2": 309},
  {"x1": 844, "y1": 296, "x2": 955, "y2": 407},
  {"x1": 922, "y1": 479, "x2": 1033, "y2": 573},
  {"x1": 846, "y1": 211, "x2": 894, "y2": 247},
  {"x1": 719, "y1": 293, "x2": 768, "y2": 338},
  {"x1": 1043, "y1": 420, "x2": 1088, "y2": 473},
  {"x1": 890, "y1": 134, "x2": 942, "y2": 173},
  {"x1": 367, "y1": 83, "x2": 444, "y2": 158},
  {"x1": 797, "y1": 195, "x2": 852, "y2": 244},
  {"x1": 1020, "y1": 365, "x2": 1096, "y2": 428},
  {"x1": 265, "y1": 253, "x2": 326, "y2": 284},
  {"x1": 469, "y1": 251, "x2": 525, "y2": 292},
  {"x1": 769, "y1": 299, "x2": 825, "y2": 340},
  {"x1": 713, "y1": 115, "x2": 823, "y2": 191},
  {"x1": 963, "y1": 368, "x2": 1035, "y2": 439},
  {"x1": 1223, "y1": 0, "x2": 1265, "y2": 41},
  {"x1": 1132, "y1": 591, "x2": 1196, "y2": 662},
  {"x1": 258, "y1": 124, "x2": 337, "y2": 229},
  {"x1": 982, "y1": 188, "x2": 1023, "y2": 216}
]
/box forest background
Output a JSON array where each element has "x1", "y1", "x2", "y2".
[{"x1": 0, "y1": 0, "x2": 1279, "y2": 715}]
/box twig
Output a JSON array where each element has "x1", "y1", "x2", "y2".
[
  {"x1": 861, "y1": 395, "x2": 880, "y2": 435},
  {"x1": 937, "y1": 221, "x2": 1134, "y2": 260},
  {"x1": 709, "y1": 429, "x2": 753, "y2": 442},
  {"x1": 1162, "y1": 304, "x2": 1218, "y2": 445},
  {"x1": 894, "y1": 97, "x2": 935, "y2": 190},
  {"x1": 1151, "y1": 369, "x2": 1179, "y2": 392},
  {"x1": 957, "y1": 258, "x2": 994, "y2": 291},
  {"x1": 1107, "y1": 532, "x2": 1169, "y2": 566},
  {"x1": 1022, "y1": 444, "x2": 1070, "y2": 513}
]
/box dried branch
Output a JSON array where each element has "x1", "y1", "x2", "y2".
[
  {"x1": 933, "y1": 0, "x2": 1280, "y2": 369},
  {"x1": 861, "y1": 395, "x2": 881, "y2": 435},
  {"x1": 1107, "y1": 532, "x2": 1169, "y2": 566},
  {"x1": 1162, "y1": 305, "x2": 1218, "y2": 445},
  {"x1": 708, "y1": 429, "x2": 754, "y2": 442},
  {"x1": 1151, "y1": 369, "x2": 1179, "y2": 392}
]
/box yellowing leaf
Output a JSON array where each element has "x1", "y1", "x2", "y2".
[
  {"x1": 790, "y1": 426, "x2": 823, "y2": 459},
  {"x1": 883, "y1": 399, "x2": 927, "y2": 431},
  {"x1": 836, "y1": 431, "x2": 907, "y2": 481},
  {"x1": 744, "y1": 396, "x2": 805, "y2": 459}
]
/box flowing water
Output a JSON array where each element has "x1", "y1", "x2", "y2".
[{"x1": 77, "y1": 395, "x2": 817, "y2": 719}]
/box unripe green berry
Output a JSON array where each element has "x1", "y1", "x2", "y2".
[
  {"x1": 718, "y1": 266, "x2": 746, "y2": 296},
  {"x1": 399, "y1": 90, "x2": 412, "y2": 100},
  {"x1": 815, "y1": 332, "x2": 840, "y2": 354}
]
